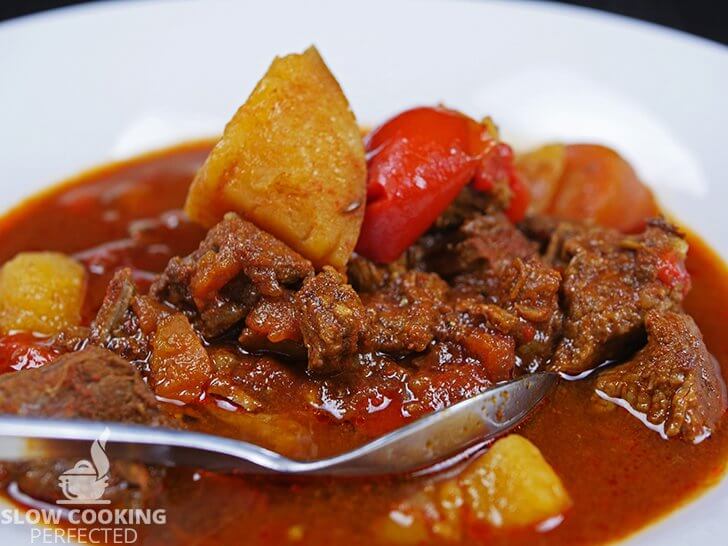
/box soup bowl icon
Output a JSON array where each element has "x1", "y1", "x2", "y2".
[{"x1": 58, "y1": 460, "x2": 109, "y2": 504}]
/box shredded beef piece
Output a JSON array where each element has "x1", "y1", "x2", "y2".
[
  {"x1": 517, "y1": 214, "x2": 562, "y2": 251},
  {"x1": 347, "y1": 254, "x2": 408, "y2": 293},
  {"x1": 361, "y1": 271, "x2": 449, "y2": 355},
  {"x1": 434, "y1": 299, "x2": 517, "y2": 383},
  {"x1": 90, "y1": 268, "x2": 136, "y2": 345},
  {"x1": 433, "y1": 187, "x2": 492, "y2": 230},
  {"x1": 0, "y1": 347, "x2": 171, "y2": 426},
  {"x1": 594, "y1": 310, "x2": 726, "y2": 442},
  {"x1": 550, "y1": 220, "x2": 690, "y2": 374},
  {"x1": 347, "y1": 254, "x2": 389, "y2": 292},
  {"x1": 150, "y1": 213, "x2": 313, "y2": 337},
  {"x1": 294, "y1": 267, "x2": 365, "y2": 374},
  {"x1": 189, "y1": 212, "x2": 313, "y2": 301},
  {"x1": 195, "y1": 277, "x2": 259, "y2": 338},
  {"x1": 89, "y1": 268, "x2": 150, "y2": 361},
  {"x1": 484, "y1": 257, "x2": 562, "y2": 370},
  {"x1": 432, "y1": 212, "x2": 563, "y2": 370},
  {"x1": 456, "y1": 212, "x2": 539, "y2": 274}
]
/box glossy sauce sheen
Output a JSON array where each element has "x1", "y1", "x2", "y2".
[{"x1": 1, "y1": 142, "x2": 727, "y2": 545}]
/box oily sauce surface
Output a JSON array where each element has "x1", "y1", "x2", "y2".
[{"x1": 0, "y1": 142, "x2": 727, "y2": 545}]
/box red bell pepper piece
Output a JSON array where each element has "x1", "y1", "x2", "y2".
[
  {"x1": 471, "y1": 141, "x2": 530, "y2": 223},
  {"x1": 356, "y1": 107, "x2": 528, "y2": 263}
]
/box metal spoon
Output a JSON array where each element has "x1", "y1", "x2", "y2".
[{"x1": 0, "y1": 372, "x2": 556, "y2": 476}]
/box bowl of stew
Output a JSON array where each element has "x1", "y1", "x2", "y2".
[{"x1": 1, "y1": 1, "x2": 727, "y2": 545}]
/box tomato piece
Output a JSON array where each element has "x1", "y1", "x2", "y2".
[
  {"x1": 356, "y1": 107, "x2": 529, "y2": 263},
  {"x1": 517, "y1": 144, "x2": 658, "y2": 232},
  {"x1": 461, "y1": 329, "x2": 516, "y2": 383},
  {"x1": 472, "y1": 141, "x2": 529, "y2": 223},
  {"x1": 657, "y1": 250, "x2": 691, "y2": 295},
  {"x1": 150, "y1": 313, "x2": 212, "y2": 403},
  {"x1": 0, "y1": 333, "x2": 59, "y2": 375},
  {"x1": 554, "y1": 145, "x2": 657, "y2": 232}
]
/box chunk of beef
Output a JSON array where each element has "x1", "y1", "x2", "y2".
[
  {"x1": 594, "y1": 310, "x2": 726, "y2": 442},
  {"x1": 0, "y1": 347, "x2": 170, "y2": 425},
  {"x1": 441, "y1": 213, "x2": 563, "y2": 370},
  {"x1": 347, "y1": 253, "x2": 408, "y2": 293},
  {"x1": 417, "y1": 212, "x2": 538, "y2": 281},
  {"x1": 0, "y1": 347, "x2": 173, "y2": 508},
  {"x1": 88, "y1": 268, "x2": 150, "y2": 362},
  {"x1": 433, "y1": 186, "x2": 492, "y2": 230},
  {"x1": 484, "y1": 257, "x2": 562, "y2": 371},
  {"x1": 550, "y1": 220, "x2": 690, "y2": 374},
  {"x1": 456, "y1": 212, "x2": 539, "y2": 276},
  {"x1": 361, "y1": 271, "x2": 449, "y2": 355},
  {"x1": 294, "y1": 267, "x2": 365, "y2": 374},
  {"x1": 347, "y1": 254, "x2": 390, "y2": 292},
  {"x1": 150, "y1": 213, "x2": 313, "y2": 337},
  {"x1": 434, "y1": 301, "x2": 518, "y2": 383},
  {"x1": 517, "y1": 214, "x2": 561, "y2": 251}
]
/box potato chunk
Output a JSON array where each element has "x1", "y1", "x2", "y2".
[
  {"x1": 0, "y1": 252, "x2": 86, "y2": 335},
  {"x1": 460, "y1": 434, "x2": 571, "y2": 528},
  {"x1": 185, "y1": 46, "x2": 366, "y2": 271}
]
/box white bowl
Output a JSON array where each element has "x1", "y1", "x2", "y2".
[{"x1": 1, "y1": 0, "x2": 727, "y2": 544}]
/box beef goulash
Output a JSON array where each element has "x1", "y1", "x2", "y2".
[{"x1": 0, "y1": 46, "x2": 725, "y2": 545}]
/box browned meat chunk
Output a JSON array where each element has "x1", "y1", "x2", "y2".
[
  {"x1": 434, "y1": 302, "x2": 517, "y2": 383},
  {"x1": 0, "y1": 347, "x2": 171, "y2": 426},
  {"x1": 456, "y1": 212, "x2": 539, "y2": 275},
  {"x1": 551, "y1": 220, "x2": 690, "y2": 374},
  {"x1": 294, "y1": 267, "x2": 365, "y2": 373},
  {"x1": 433, "y1": 186, "x2": 492, "y2": 230},
  {"x1": 0, "y1": 348, "x2": 173, "y2": 508},
  {"x1": 88, "y1": 268, "x2": 150, "y2": 362},
  {"x1": 485, "y1": 257, "x2": 562, "y2": 371},
  {"x1": 595, "y1": 310, "x2": 726, "y2": 442},
  {"x1": 517, "y1": 214, "x2": 562, "y2": 250},
  {"x1": 150, "y1": 213, "x2": 313, "y2": 337},
  {"x1": 347, "y1": 253, "x2": 408, "y2": 293},
  {"x1": 440, "y1": 213, "x2": 563, "y2": 370},
  {"x1": 361, "y1": 271, "x2": 449, "y2": 355}
]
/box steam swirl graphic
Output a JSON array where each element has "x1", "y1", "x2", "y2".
[{"x1": 90, "y1": 427, "x2": 111, "y2": 480}]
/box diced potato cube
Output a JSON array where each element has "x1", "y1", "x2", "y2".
[
  {"x1": 150, "y1": 313, "x2": 212, "y2": 403},
  {"x1": 372, "y1": 508, "x2": 429, "y2": 545},
  {"x1": 0, "y1": 252, "x2": 86, "y2": 335},
  {"x1": 185, "y1": 46, "x2": 366, "y2": 271},
  {"x1": 460, "y1": 434, "x2": 571, "y2": 528},
  {"x1": 431, "y1": 479, "x2": 464, "y2": 541}
]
